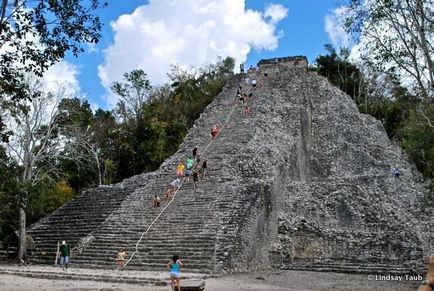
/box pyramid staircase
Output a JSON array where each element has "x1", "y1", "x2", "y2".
[
  {"x1": 28, "y1": 74, "x2": 259, "y2": 273},
  {"x1": 25, "y1": 57, "x2": 432, "y2": 275}
]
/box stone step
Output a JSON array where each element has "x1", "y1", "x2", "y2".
[
  {"x1": 28, "y1": 75, "x2": 258, "y2": 272},
  {"x1": 0, "y1": 266, "x2": 208, "y2": 288}
]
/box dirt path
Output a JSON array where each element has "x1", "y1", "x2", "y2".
[{"x1": 0, "y1": 269, "x2": 419, "y2": 291}]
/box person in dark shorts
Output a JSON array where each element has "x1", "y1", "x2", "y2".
[
  {"x1": 153, "y1": 195, "x2": 161, "y2": 208},
  {"x1": 184, "y1": 168, "x2": 192, "y2": 183},
  {"x1": 192, "y1": 168, "x2": 199, "y2": 191},
  {"x1": 200, "y1": 159, "x2": 208, "y2": 179},
  {"x1": 192, "y1": 147, "x2": 198, "y2": 159}
]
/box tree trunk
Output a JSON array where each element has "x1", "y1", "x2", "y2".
[
  {"x1": 18, "y1": 206, "x2": 26, "y2": 263},
  {"x1": 18, "y1": 162, "x2": 32, "y2": 263}
]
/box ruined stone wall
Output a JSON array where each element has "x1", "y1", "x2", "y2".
[
  {"x1": 242, "y1": 63, "x2": 433, "y2": 274},
  {"x1": 210, "y1": 60, "x2": 432, "y2": 274}
]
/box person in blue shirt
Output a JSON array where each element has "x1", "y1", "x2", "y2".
[{"x1": 167, "y1": 254, "x2": 182, "y2": 291}]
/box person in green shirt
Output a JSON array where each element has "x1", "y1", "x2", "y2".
[
  {"x1": 186, "y1": 156, "x2": 194, "y2": 170},
  {"x1": 59, "y1": 240, "x2": 70, "y2": 270}
]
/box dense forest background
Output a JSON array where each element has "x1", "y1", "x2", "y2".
[{"x1": 0, "y1": 57, "x2": 235, "y2": 250}]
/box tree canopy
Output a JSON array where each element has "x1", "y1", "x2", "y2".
[
  {"x1": 0, "y1": 0, "x2": 107, "y2": 140},
  {"x1": 342, "y1": 0, "x2": 434, "y2": 100}
]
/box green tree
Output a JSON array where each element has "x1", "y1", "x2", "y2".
[
  {"x1": 0, "y1": 0, "x2": 107, "y2": 140},
  {"x1": 0, "y1": 146, "x2": 19, "y2": 250},
  {"x1": 314, "y1": 44, "x2": 367, "y2": 109},
  {"x1": 111, "y1": 69, "x2": 151, "y2": 122},
  {"x1": 343, "y1": 0, "x2": 434, "y2": 100}
]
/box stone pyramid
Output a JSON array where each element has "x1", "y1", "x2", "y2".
[{"x1": 28, "y1": 56, "x2": 432, "y2": 274}]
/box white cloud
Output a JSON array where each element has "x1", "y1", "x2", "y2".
[
  {"x1": 264, "y1": 3, "x2": 288, "y2": 23},
  {"x1": 43, "y1": 61, "x2": 81, "y2": 96},
  {"x1": 98, "y1": 0, "x2": 288, "y2": 107},
  {"x1": 87, "y1": 42, "x2": 99, "y2": 54},
  {"x1": 324, "y1": 7, "x2": 350, "y2": 48}
]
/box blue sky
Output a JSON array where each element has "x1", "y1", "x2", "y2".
[{"x1": 61, "y1": 0, "x2": 344, "y2": 109}]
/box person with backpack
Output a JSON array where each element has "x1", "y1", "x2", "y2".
[{"x1": 192, "y1": 147, "x2": 198, "y2": 159}]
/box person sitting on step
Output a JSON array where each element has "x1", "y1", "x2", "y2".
[{"x1": 392, "y1": 167, "x2": 401, "y2": 177}]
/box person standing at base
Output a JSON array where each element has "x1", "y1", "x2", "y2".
[
  {"x1": 167, "y1": 254, "x2": 182, "y2": 291},
  {"x1": 116, "y1": 249, "x2": 127, "y2": 269},
  {"x1": 59, "y1": 240, "x2": 70, "y2": 270}
]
